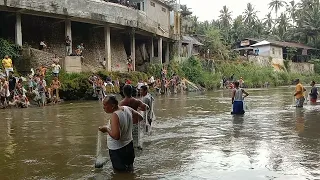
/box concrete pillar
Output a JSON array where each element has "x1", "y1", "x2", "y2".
[
  {"x1": 65, "y1": 19, "x2": 72, "y2": 48},
  {"x1": 15, "y1": 13, "x2": 22, "y2": 46},
  {"x1": 151, "y1": 37, "x2": 154, "y2": 58},
  {"x1": 131, "y1": 31, "x2": 136, "y2": 71},
  {"x1": 104, "y1": 25, "x2": 111, "y2": 71},
  {"x1": 165, "y1": 41, "x2": 170, "y2": 64},
  {"x1": 188, "y1": 43, "x2": 193, "y2": 58},
  {"x1": 158, "y1": 37, "x2": 163, "y2": 64},
  {"x1": 178, "y1": 42, "x2": 181, "y2": 62},
  {"x1": 142, "y1": 43, "x2": 146, "y2": 61}
]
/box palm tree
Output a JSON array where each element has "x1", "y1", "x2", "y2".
[
  {"x1": 276, "y1": 13, "x2": 291, "y2": 40},
  {"x1": 268, "y1": 0, "x2": 287, "y2": 18},
  {"x1": 243, "y1": 3, "x2": 258, "y2": 26},
  {"x1": 298, "y1": 0, "x2": 320, "y2": 44},
  {"x1": 219, "y1": 5, "x2": 232, "y2": 28},
  {"x1": 263, "y1": 12, "x2": 274, "y2": 31},
  {"x1": 192, "y1": 16, "x2": 199, "y2": 33},
  {"x1": 286, "y1": 0, "x2": 297, "y2": 25}
]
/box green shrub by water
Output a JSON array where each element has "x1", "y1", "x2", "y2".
[
  {"x1": 45, "y1": 57, "x2": 320, "y2": 100},
  {"x1": 147, "y1": 56, "x2": 320, "y2": 89},
  {"x1": 45, "y1": 71, "x2": 148, "y2": 101}
]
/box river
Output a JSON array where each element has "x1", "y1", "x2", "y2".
[{"x1": 0, "y1": 88, "x2": 319, "y2": 180}]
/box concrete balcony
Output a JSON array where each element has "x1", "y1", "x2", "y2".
[{"x1": 0, "y1": 0, "x2": 169, "y2": 38}]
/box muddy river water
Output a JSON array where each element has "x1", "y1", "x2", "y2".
[{"x1": 0, "y1": 88, "x2": 319, "y2": 180}]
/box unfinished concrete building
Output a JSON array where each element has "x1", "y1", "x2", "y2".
[{"x1": 0, "y1": 0, "x2": 180, "y2": 72}]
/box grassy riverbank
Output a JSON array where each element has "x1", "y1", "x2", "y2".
[
  {"x1": 38, "y1": 56, "x2": 320, "y2": 100},
  {"x1": 46, "y1": 71, "x2": 148, "y2": 101},
  {"x1": 148, "y1": 56, "x2": 320, "y2": 90}
]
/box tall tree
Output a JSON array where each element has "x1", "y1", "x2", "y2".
[
  {"x1": 286, "y1": 0, "x2": 297, "y2": 25},
  {"x1": 219, "y1": 5, "x2": 232, "y2": 28},
  {"x1": 268, "y1": 0, "x2": 287, "y2": 18},
  {"x1": 243, "y1": 3, "x2": 258, "y2": 26},
  {"x1": 276, "y1": 13, "x2": 291, "y2": 40},
  {"x1": 263, "y1": 12, "x2": 274, "y2": 31}
]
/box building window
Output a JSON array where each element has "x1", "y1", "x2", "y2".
[
  {"x1": 162, "y1": 7, "x2": 166, "y2": 12},
  {"x1": 272, "y1": 48, "x2": 275, "y2": 54},
  {"x1": 150, "y1": 1, "x2": 155, "y2": 7}
]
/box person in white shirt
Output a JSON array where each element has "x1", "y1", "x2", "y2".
[
  {"x1": 99, "y1": 95, "x2": 143, "y2": 172},
  {"x1": 136, "y1": 79, "x2": 144, "y2": 96},
  {"x1": 51, "y1": 61, "x2": 61, "y2": 77}
]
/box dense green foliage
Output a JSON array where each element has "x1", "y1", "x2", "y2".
[
  {"x1": 148, "y1": 56, "x2": 320, "y2": 89},
  {"x1": 0, "y1": 38, "x2": 20, "y2": 63},
  {"x1": 45, "y1": 71, "x2": 148, "y2": 101}
]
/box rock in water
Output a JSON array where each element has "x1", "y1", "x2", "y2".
[{"x1": 94, "y1": 158, "x2": 105, "y2": 168}]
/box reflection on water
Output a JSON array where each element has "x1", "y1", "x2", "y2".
[{"x1": 0, "y1": 88, "x2": 319, "y2": 180}]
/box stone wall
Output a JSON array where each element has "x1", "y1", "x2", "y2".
[
  {"x1": 288, "y1": 61, "x2": 314, "y2": 74},
  {"x1": 248, "y1": 56, "x2": 315, "y2": 74},
  {"x1": 29, "y1": 48, "x2": 56, "y2": 68},
  {"x1": 249, "y1": 56, "x2": 284, "y2": 67},
  {"x1": 1, "y1": 0, "x2": 168, "y2": 38}
]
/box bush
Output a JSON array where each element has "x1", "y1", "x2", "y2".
[
  {"x1": 0, "y1": 38, "x2": 21, "y2": 60},
  {"x1": 45, "y1": 70, "x2": 148, "y2": 101}
]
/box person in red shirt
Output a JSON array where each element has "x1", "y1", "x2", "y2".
[{"x1": 125, "y1": 79, "x2": 131, "y2": 84}]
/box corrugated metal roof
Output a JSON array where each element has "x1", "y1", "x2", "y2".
[
  {"x1": 182, "y1": 35, "x2": 203, "y2": 46},
  {"x1": 233, "y1": 47, "x2": 254, "y2": 51},
  {"x1": 249, "y1": 39, "x2": 315, "y2": 50}
]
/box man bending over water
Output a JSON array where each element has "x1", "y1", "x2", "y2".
[
  {"x1": 120, "y1": 85, "x2": 148, "y2": 149},
  {"x1": 99, "y1": 95, "x2": 143, "y2": 172},
  {"x1": 231, "y1": 81, "x2": 249, "y2": 115}
]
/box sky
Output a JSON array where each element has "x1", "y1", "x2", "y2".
[{"x1": 179, "y1": 0, "x2": 293, "y2": 22}]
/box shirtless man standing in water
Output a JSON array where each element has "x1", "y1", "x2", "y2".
[{"x1": 120, "y1": 85, "x2": 148, "y2": 149}]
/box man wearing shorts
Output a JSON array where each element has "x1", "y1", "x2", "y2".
[{"x1": 294, "y1": 79, "x2": 306, "y2": 108}]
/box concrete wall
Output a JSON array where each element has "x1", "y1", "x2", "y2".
[
  {"x1": 270, "y1": 45, "x2": 283, "y2": 59},
  {"x1": 253, "y1": 45, "x2": 270, "y2": 57},
  {"x1": 249, "y1": 56, "x2": 285, "y2": 71},
  {"x1": 145, "y1": 0, "x2": 170, "y2": 34},
  {"x1": 0, "y1": 0, "x2": 169, "y2": 38},
  {"x1": 253, "y1": 45, "x2": 283, "y2": 59},
  {"x1": 289, "y1": 61, "x2": 314, "y2": 74},
  {"x1": 63, "y1": 56, "x2": 82, "y2": 73}
]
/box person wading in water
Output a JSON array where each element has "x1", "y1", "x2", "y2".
[
  {"x1": 294, "y1": 79, "x2": 306, "y2": 108},
  {"x1": 120, "y1": 85, "x2": 148, "y2": 149},
  {"x1": 99, "y1": 95, "x2": 143, "y2": 172},
  {"x1": 140, "y1": 85, "x2": 156, "y2": 133},
  {"x1": 309, "y1": 81, "x2": 318, "y2": 105},
  {"x1": 231, "y1": 81, "x2": 249, "y2": 115}
]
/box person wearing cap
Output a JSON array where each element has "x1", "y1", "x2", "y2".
[
  {"x1": 2, "y1": 55, "x2": 13, "y2": 78},
  {"x1": 294, "y1": 79, "x2": 306, "y2": 108}
]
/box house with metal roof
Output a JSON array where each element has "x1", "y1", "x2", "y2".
[{"x1": 234, "y1": 38, "x2": 316, "y2": 63}]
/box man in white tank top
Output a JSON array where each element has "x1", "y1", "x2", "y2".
[{"x1": 99, "y1": 95, "x2": 143, "y2": 172}]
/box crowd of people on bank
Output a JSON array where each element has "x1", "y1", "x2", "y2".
[
  {"x1": 220, "y1": 74, "x2": 270, "y2": 89},
  {"x1": 0, "y1": 55, "x2": 62, "y2": 109}
]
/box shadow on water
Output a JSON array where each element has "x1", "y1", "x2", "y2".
[{"x1": 0, "y1": 89, "x2": 320, "y2": 179}]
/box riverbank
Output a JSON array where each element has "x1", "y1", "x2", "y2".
[
  {"x1": 151, "y1": 56, "x2": 320, "y2": 90},
  {"x1": 45, "y1": 71, "x2": 148, "y2": 101},
  {"x1": 45, "y1": 56, "x2": 320, "y2": 101}
]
